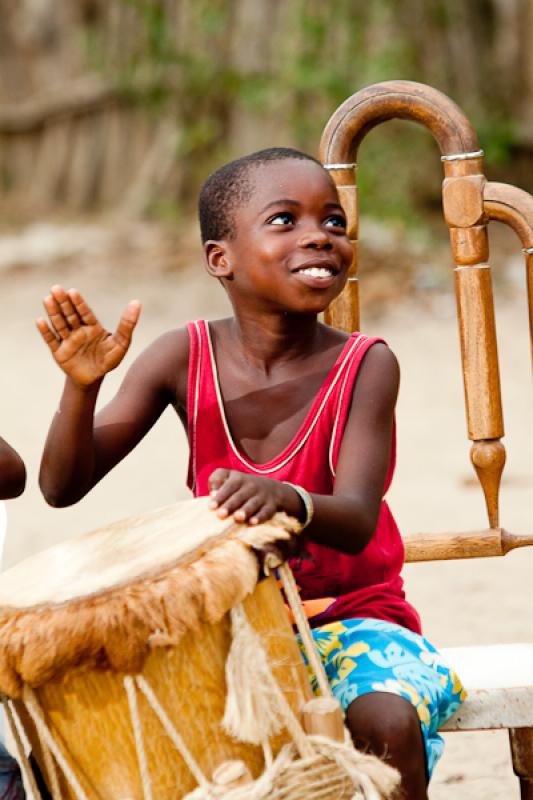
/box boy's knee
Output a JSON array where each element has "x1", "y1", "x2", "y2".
[{"x1": 345, "y1": 692, "x2": 424, "y2": 765}]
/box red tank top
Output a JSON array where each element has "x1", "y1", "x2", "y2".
[{"x1": 186, "y1": 320, "x2": 421, "y2": 634}]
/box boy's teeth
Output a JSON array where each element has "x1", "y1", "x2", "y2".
[{"x1": 299, "y1": 267, "x2": 332, "y2": 277}]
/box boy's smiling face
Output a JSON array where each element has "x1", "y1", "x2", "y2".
[{"x1": 205, "y1": 158, "x2": 353, "y2": 315}]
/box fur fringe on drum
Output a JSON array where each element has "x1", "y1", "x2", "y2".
[{"x1": 0, "y1": 511, "x2": 298, "y2": 698}]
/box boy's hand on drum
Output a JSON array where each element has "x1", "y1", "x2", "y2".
[
  {"x1": 208, "y1": 469, "x2": 304, "y2": 567},
  {"x1": 37, "y1": 285, "x2": 141, "y2": 389},
  {"x1": 208, "y1": 468, "x2": 288, "y2": 525}
]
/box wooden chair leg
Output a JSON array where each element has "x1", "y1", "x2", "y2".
[{"x1": 510, "y1": 727, "x2": 533, "y2": 799}]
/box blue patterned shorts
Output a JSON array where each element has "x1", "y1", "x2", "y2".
[{"x1": 299, "y1": 618, "x2": 466, "y2": 777}]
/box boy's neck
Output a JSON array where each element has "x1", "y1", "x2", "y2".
[{"x1": 226, "y1": 310, "x2": 322, "y2": 371}]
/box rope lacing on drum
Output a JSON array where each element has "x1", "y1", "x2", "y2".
[
  {"x1": 124, "y1": 676, "x2": 154, "y2": 800},
  {"x1": 3, "y1": 559, "x2": 398, "y2": 800},
  {"x1": 3, "y1": 700, "x2": 42, "y2": 800},
  {"x1": 5, "y1": 686, "x2": 91, "y2": 800}
]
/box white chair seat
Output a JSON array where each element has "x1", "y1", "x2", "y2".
[{"x1": 440, "y1": 644, "x2": 533, "y2": 731}]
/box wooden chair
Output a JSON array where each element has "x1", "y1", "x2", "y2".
[{"x1": 320, "y1": 80, "x2": 533, "y2": 798}]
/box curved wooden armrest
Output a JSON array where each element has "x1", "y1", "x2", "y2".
[{"x1": 403, "y1": 528, "x2": 533, "y2": 562}]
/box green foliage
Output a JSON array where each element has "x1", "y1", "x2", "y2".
[
  {"x1": 80, "y1": 0, "x2": 524, "y2": 224},
  {"x1": 476, "y1": 118, "x2": 516, "y2": 167}
]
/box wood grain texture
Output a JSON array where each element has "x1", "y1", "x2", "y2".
[
  {"x1": 484, "y1": 182, "x2": 533, "y2": 249},
  {"x1": 336, "y1": 185, "x2": 358, "y2": 240},
  {"x1": 319, "y1": 80, "x2": 480, "y2": 165},
  {"x1": 470, "y1": 440, "x2": 506, "y2": 528},
  {"x1": 302, "y1": 697, "x2": 345, "y2": 743},
  {"x1": 402, "y1": 528, "x2": 533, "y2": 562},
  {"x1": 324, "y1": 277, "x2": 359, "y2": 333},
  {"x1": 454, "y1": 265, "x2": 504, "y2": 441},
  {"x1": 484, "y1": 181, "x2": 533, "y2": 370},
  {"x1": 509, "y1": 727, "x2": 533, "y2": 799},
  {"x1": 21, "y1": 577, "x2": 312, "y2": 799},
  {"x1": 449, "y1": 225, "x2": 490, "y2": 265},
  {"x1": 443, "y1": 175, "x2": 486, "y2": 228}
]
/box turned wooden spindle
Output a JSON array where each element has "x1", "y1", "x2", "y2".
[
  {"x1": 470, "y1": 440, "x2": 506, "y2": 529},
  {"x1": 301, "y1": 696, "x2": 346, "y2": 743},
  {"x1": 402, "y1": 526, "x2": 533, "y2": 563},
  {"x1": 212, "y1": 759, "x2": 253, "y2": 788},
  {"x1": 320, "y1": 80, "x2": 507, "y2": 530}
]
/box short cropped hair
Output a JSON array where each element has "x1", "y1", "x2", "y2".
[{"x1": 198, "y1": 147, "x2": 323, "y2": 242}]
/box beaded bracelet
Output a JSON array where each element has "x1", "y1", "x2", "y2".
[{"x1": 283, "y1": 481, "x2": 314, "y2": 529}]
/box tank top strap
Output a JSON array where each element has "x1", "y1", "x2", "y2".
[
  {"x1": 186, "y1": 320, "x2": 214, "y2": 492},
  {"x1": 186, "y1": 322, "x2": 392, "y2": 494},
  {"x1": 328, "y1": 334, "x2": 389, "y2": 477}
]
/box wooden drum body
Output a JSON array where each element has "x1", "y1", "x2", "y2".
[
  {"x1": 19, "y1": 576, "x2": 311, "y2": 799},
  {"x1": 0, "y1": 498, "x2": 311, "y2": 799}
]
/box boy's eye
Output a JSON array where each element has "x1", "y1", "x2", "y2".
[
  {"x1": 267, "y1": 212, "x2": 294, "y2": 226},
  {"x1": 324, "y1": 215, "x2": 347, "y2": 229}
]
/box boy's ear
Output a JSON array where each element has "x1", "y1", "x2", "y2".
[{"x1": 204, "y1": 240, "x2": 233, "y2": 280}]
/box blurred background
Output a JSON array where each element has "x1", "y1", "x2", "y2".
[
  {"x1": 0, "y1": 2, "x2": 532, "y2": 798},
  {"x1": 0, "y1": 0, "x2": 532, "y2": 222}
]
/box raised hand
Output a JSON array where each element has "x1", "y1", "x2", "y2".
[{"x1": 36, "y1": 285, "x2": 141, "y2": 388}]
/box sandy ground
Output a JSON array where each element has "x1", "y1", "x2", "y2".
[{"x1": 0, "y1": 220, "x2": 532, "y2": 798}]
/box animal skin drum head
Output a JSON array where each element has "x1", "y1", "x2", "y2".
[
  {"x1": 0, "y1": 497, "x2": 262, "y2": 608},
  {"x1": 0, "y1": 497, "x2": 299, "y2": 696}
]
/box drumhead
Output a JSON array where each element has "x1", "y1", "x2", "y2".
[
  {"x1": 0, "y1": 497, "x2": 291, "y2": 609},
  {"x1": 0, "y1": 497, "x2": 298, "y2": 696}
]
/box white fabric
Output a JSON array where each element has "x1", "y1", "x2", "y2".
[
  {"x1": 442, "y1": 644, "x2": 533, "y2": 690},
  {"x1": 441, "y1": 644, "x2": 533, "y2": 730}
]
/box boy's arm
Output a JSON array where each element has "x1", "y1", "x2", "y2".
[
  {"x1": 0, "y1": 437, "x2": 26, "y2": 499},
  {"x1": 304, "y1": 342, "x2": 399, "y2": 554},
  {"x1": 209, "y1": 343, "x2": 399, "y2": 556},
  {"x1": 38, "y1": 286, "x2": 189, "y2": 507}
]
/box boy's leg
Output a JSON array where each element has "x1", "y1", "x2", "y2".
[{"x1": 345, "y1": 692, "x2": 428, "y2": 800}]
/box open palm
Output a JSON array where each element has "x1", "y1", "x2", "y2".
[{"x1": 37, "y1": 286, "x2": 141, "y2": 388}]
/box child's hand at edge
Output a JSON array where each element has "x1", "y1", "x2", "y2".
[
  {"x1": 36, "y1": 285, "x2": 141, "y2": 389},
  {"x1": 208, "y1": 468, "x2": 305, "y2": 565},
  {"x1": 208, "y1": 468, "x2": 294, "y2": 526}
]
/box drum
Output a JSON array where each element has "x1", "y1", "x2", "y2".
[{"x1": 0, "y1": 497, "x2": 313, "y2": 799}]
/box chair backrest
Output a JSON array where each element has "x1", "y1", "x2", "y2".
[{"x1": 320, "y1": 81, "x2": 533, "y2": 563}]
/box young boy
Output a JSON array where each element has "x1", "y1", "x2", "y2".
[
  {"x1": 0, "y1": 437, "x2": 26, "y2": 798},
  {"x1": 0, "y1": 438, "x2": 25, "y2": 502},
  {"x1": 37, "y1": 147, "x2": 463, "y2": 799}
]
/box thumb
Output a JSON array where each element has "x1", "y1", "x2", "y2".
[
  {"x1": 208, "y1": 468, "x2": 229, "y2": 493},
  {"x1": 114, "y1": 300, "x2": 141, "y2": 350}
]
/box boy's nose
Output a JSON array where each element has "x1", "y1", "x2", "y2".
[{"x1": 298, "y1": 229, "x2": 332, "y2": 249}]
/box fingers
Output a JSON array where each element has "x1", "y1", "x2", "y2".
[
  {"x1": 42, "y1": 290, "x2": 71, "y2": 340},
  {"x1": 40, "y1": 287, "x2": 140, "y2": 351},
  {"x1": 67, "y1": 289, "x2": 99, "y2": 327},
  {"x1": 36, "y1": 317, "x2": 60, "y2": 353},
  {"x1": 113, "y1": 300, "x2": 141, "y2": 351},
  {"x1": 41, "y1": 286, "x2": 94, "y2": 340},
  {"x1": 208, "y1": 469, "x2": 230, "y2": 497},
  {"x1": 207, "y1": 470, "x2": 277, "y2": 524},
  {"x1": 52, "y1": 285, "x2": 82, "y2": 329}
]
